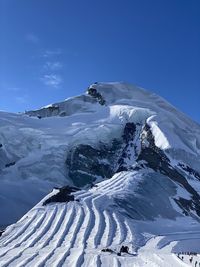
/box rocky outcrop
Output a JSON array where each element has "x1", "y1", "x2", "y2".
[
  {"x1": 43, "y1": 186, "x2": 79, "y2": 205},
  {"x1": 178, "y1": 163, "x2": 200, "y2": 181},
  {"x1": 137, "y1": 123, "x2": 200, "y2": 218},
  {"x1": 5, "y1": 162, "x2": 16, "y2": 168},
  {"x1": 66, "y1": 140, "x2": 122, "y2": 187},
  {"x1": 64, "y1": 119, "x2": 200, "y2": 219},
  {"x1": 66, "y1": 122, "x2": 141, "y2": 187},
  {"x1": 26, "y1": 105, "x2": 60, "y2": 118},
  {"x1": 117, "y1": 122, "x2": 143, "y2": 172},
  {"x1": 87, "y1": 87, "x2": 106, "y2": 105},
  {"x1": 25, "y1": 94, "x2": 97, "y2": 118}
]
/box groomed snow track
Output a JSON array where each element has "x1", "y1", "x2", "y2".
[
  {"x1": 0, "y1": 173, "x2": 140, "y2": 267},
  {"x1": 1, "y1": 176, "x2": 199, "y2": 267}
]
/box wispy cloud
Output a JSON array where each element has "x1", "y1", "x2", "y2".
[
  {"x1": 39, "y1": 49, "x2": 63, "y2": 88},
  {"x1": 26, "y1": 33, "x2": 39, "y2": 44},
  {"x1": 41, "y1": 74, "x2": 62, "y2": 88},
  {"x1": 43, "y1": 61, "x2": 63, "y2": 71},
  {"x1": 42, "y1": 49, "x2": 62, "y2": 58}
]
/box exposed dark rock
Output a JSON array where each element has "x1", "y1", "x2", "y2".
[
  {"x1": 116, "y1": 165, "x2": 128, "y2": 172},
  {"x1": 5, "y1": 162, "x2": 16, "y2": 168},
  {"x1": 0, "y1": 144, "x2": 2, "y2": 148},
  {"x1": 48, "y1": 105, "x2": 59, "y2": 112},
  {"x1": 26, "y1": 105, "x2": 60, "y2": 118},
  {"x1": 178, "y1": 163, "x2": 200, "y2": 180},
  {"x1": 65, "y1": 119, "x2": 200, "y2": 218},
  {"x1": 66, "y1": 139, "x2": 122, "y2": 187},
  {"x1": 87, "y1": 87, "x2": 106, "y2": 105},
  {"x1": 66, "y1": 122, "x2": 144, "y2": 187},
  {"x1": 174, "y1": 198, "x2": 195, "y2": 216},
  {"x1": 43, "y1": 186, "x2": 79, "y2": 205},
  {"x1": 122, "y1": 123, "x2": 136, "y2": 143},
  {"x1": 0, "y1": 230, "x2": 4, "y2": 237},
  {"x1": 137, "y1": 123, "x2": 200, "y2": 217},
  {"x1": 101, "y1": 248, "x2": 114, "y2": 253},
  {"x1": 120, "y1": 245, "x2": 129, "y2": 253},
  {"x1": 116, "y1": 123, "x2": 139, "y2": 172}
]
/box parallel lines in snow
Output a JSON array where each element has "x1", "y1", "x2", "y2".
[
  {"x1": 105, "y1": 211, "x2": 117, "y2": 247},
  {"x1": 81, "y1": 199, "x2": 95, "y2": 248},
  {"x1": 0, "y1": 171, "x2": 136, "y2": 267},
  {"x1": 0, "y1": 211, "x2": 46, "y2": 259},
  {"x1": 113, "y1": 257, "x2": 121, "y2": 267},
  {"x1": 92, "y1": 198, "x2": 106, "y2": 249},
  {"x1": 16, "y1": 204, "x2": 67, "y2": 267},
  {"x1": 101, "y1": 210, "x2": 112, "y2": 248},
  {"x1": 47, "y1": 205, "x2": 84, "y2": 267},
  {"x1": 69, "y1": 199, "x2": 95, "y2": 267},
  {"x1": 97, "y1": 173, "x2": 127, "y2": 193},
  {"x1": 38, "y1": 204, "x2": 67, "y2": 248},
  {"x1": 124, "y1": 220, "x2": 134, "y2": 244},
  {"x1": 112, "y1": 213, "x2": 126, "y2": 245},
  {"x1": 33, "y1": 204, "x2": 76, "y2": 267},
  {"x1": 0, "y1": 207, "x2": 57, "y2": 267},
  {"x1": 27, "y1": 206, "x2": 58, "y2": 247},
  {"x1": 96, "y1": 255, "x2": 102, "y2": 267},
  {"x1": 60, "y1": 206, "x2": 85, "y2": 267},
  {"x1": 1, "y1": 211, "x2": 38, "y2": 247}
]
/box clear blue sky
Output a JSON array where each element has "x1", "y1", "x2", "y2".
[{"x1": 0, "y1": 0, "x2": 200, "y2": 122}]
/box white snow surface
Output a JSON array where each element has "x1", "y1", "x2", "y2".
[
  {"x1": 0, "y1": 82, "x2": 200, "y2": 266},
  {"x1": 0, "y1": 172, "x2": 200, "y2": 267}
]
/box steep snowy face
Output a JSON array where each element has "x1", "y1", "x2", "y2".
[
  {"x1": 27, "y1": 81, "x2": 200, "y2": 159},
  {"x1": 0, "y1": 82, "x2": 200, "y2": 228},
  {"x1": 1, "y1": 82, "x2": 200, "y2": 267},
  {"x1": 88, "y1": 82, "x2": 200, "y2": 157},
  {"x1": 26, "y1": 94, "x2": 98, "y2": 118}
]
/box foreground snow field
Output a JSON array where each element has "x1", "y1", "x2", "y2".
[
  {"x1": 0, "y1": 175, "x2": 200, "y2": 267},
  {"x1": 0, "y1": 82, "x2": 200, "y2": 266}
]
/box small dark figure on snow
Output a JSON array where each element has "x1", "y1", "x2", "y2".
[
  {"x1": 101, "y1": 248, "x2": 114, "y2": 253},
  {"x1": 120, "y1": 245, "x2": 129, "y2": 254}
]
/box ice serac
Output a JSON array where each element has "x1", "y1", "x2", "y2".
[{"x1": 0, "y1": 82, "x2": 200, "y2": 266}]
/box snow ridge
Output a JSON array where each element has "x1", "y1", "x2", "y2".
[{"x1": 1, "y1": 82, "x2": 200, "y2": 266}]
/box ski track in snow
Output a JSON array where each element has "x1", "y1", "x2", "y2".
[{"x1": 0, "y1": 173, "x2": 199, "y2": 267}]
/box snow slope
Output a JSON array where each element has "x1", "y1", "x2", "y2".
[
  {"x1": 0, "y1": 82, "x2": 200, "y2": 266},
  {"x1": 0, "y1": 172, "x2": 199, "y2": 267}
]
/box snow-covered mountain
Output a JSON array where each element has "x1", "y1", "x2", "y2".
[{"x1": 0, "y1": 82, "x2": 200, "y2": 266}]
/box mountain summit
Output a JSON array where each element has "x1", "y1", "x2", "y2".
[{"x1": 0, "y1": 82, "x2": 200, "y2": 266}]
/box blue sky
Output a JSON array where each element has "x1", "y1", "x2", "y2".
[{"x1": 0, "y1": 0, "x2": 200, "y2": 122}]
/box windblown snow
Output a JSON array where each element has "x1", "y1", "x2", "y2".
[{"x1": 0, "y1": 82, "x2": 200, "y2": 267}]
